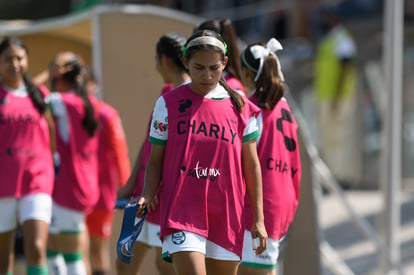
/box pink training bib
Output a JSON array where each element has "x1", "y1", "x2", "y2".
[
  {"x1": 245, "y1": 96, "x2": 301, "y2": 240},
  {"x1": 0, "y1": 84, "x2": 54, "y2": 198},
  {"x1": 157, "y1": 84, "x2": 259, "y2": 257}
]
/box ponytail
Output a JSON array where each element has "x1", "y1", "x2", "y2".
[
  {"x1": 23, "y1": 74, "x2": 47, "y2": 114},
  {"x1": 56, "y1": 55, "x2": 98, "y2": 136},
  {"x1": 240, "y1": 39, "x2": 285, "y2": 110},
  {"x1": 219, "y1": 77, "x2": 244, "y2": 113},
  {"x1": 74, "y1": 84, "x2": 98, "y2": 137},
  {"x1": 254, "y1": 56, "x2": 285, "y2": 110}
]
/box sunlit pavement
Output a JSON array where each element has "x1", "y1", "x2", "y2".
[{"x1": 319, "y1": 188, "x2": 414, "y2": 275}]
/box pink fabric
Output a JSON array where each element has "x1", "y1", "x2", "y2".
[
  {"x1": 135, "y1": 83, "x2": 173, "y2": 224},
  {"x1": 0, "y1": 84, "x2": 54, "y2": 197},
  {"x1": 245, "y1": 96, "x2": 301, "y2": 240},
  {"x1": 158, "y1": 85, "x2": 259, "y2": 257},
  {"x1": 93, "y1": 101, "x2": 130, "y2": 211},
  {"x1": 52, "y1": 93, "x2": 99, "y2": 213},
  {"x1": 224, "y1": 75, "x2": 245, "y2": 95}
]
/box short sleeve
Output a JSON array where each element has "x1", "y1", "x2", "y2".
[
  {"x1": 47, "y1": 92, "x2": 70, "y2": 143},
  {"x1": 255, "y1": 112, "x2": 263, "y2": 145},
  {"x1": 242, "y1": 114, "x2": 260, "y2": 142},
  {"x1": 149, "y1": 96, "x2": 168, "y2": 145}
]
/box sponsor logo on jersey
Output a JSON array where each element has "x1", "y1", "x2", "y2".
[
  {"x1": 153, "y1": 119, "x2": 168, "y2": 133},
  {"x1": 177, "y1": 120, "x2": 237, "y2": 144},
  {"x1": 186, "y1": 161, "x2": 220, "y2": 182},
  {"x1": 179, "y1": 99, "x2": 192, "y2": 113},
  {"x1": 266, "y1": 158, "x2": 299, "y2": 179}
]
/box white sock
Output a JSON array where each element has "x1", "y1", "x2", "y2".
[
  {"x1": 64, "y1": 253, "x2": 87, "y2": 275},
  {"x1": 66, "y1": 260, "x2": 87, "y2": 275},
  {"x1": 47, "y1": 253, "x2": 67, "y2": 275}
]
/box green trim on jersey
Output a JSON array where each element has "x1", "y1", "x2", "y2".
[
  {"x1": 242, "y1": 129, "x2": 260, "y2": 142},
  {"x1": 149, "y1": 136, "x2": 167, "y2": 145}
]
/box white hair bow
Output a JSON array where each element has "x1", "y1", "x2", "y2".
[{"x1": 250, "y1": 38, "x2": 284, "y2": 82}]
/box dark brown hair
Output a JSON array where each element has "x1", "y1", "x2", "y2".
[
  {"x1": 241, "y1": 42, "x2": 285, "y2": 110},
  {"x1": 156, "y1": 32, "x2": 187, "y2": 72},
  {"x1": 184, "y1": 29, "x2": 245, "y2": 113},
  {"x1": 50, "y1": 53, "x2": 98, "y2": 136},
  {"x1": 195, "y1": 19, "x2": 242, "y2": 81},
  {"x1": 0, "y1": 37, "x2": 47, "y2": 114}
]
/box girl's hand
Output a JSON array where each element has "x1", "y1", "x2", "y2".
[
  {"x1": 131, "y1": 196, "x2": 150, "y2": 217},
  {"x1": 251, "y1": 222, "x2": 268, "y2": 255},
  {"x1": 117, "y1": 180, "x2": 135, "y2": 199}
]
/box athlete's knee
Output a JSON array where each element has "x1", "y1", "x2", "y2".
[
  {"x1": 25, "y1": 238, "x2": 47, "y2": 264},
  {"x1": 155, "y1": 256, "x2": 174, "y2": 275}
]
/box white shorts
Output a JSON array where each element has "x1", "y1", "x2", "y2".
[
  {"x1": 0, "y1": 193, "x2": 52, "y2": 233},
  {"x1": 136, "y1": 220, "x2": 162, "y2": 247},
  {"x1": 162, "y1": 230, "x2": 240, "y2": 262},
  {"x1": 49, "y1": 202, "x2": 85, "y2": 234},
  {"x1": 241, "y1": 230, "x2": 282, "y2": 269}
]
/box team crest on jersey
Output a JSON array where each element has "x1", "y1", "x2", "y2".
[{"x1": 172, "y1": 231, "x2": 186, "y2": 245}]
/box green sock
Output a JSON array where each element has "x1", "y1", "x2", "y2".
[
  {"x1": 63, "y1": 252, "x2": 86, "y2": 274},
  {"x1": 46, "y1": 250, "x2": 61, "y2": 258},
  {"x1": 27, "y1": 265, "x2": 48, "y2": 275},
  {"x1": 63, "y1": 252, "x2": 83, "y2": 262}
]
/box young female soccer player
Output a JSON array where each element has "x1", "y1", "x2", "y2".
[
  {"x1": 135, "y1": 30, "x2": 267, "y2": 275},
  {"x1": 0, "y1": 36, "x2": 56, "y2": 275},
  {"x1": 238, "y1": 39, "x2": 301, "y2": 275},
  {"x1": 46, "y1": 51, "x2": 100, "y2": 275}
]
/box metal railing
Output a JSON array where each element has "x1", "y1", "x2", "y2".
[{"x1": 284, "y1": 86, "x2": 405, "y2": 275}]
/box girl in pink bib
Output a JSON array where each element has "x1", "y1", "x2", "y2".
[
  {"x1": 239, "y1": 39, "x2": 302, "y2": 275},
  {"x1": 46, "y1": 52, "x2": 99, "y2": 275},
  {"x1": 0, "y1": 37, "x2": 56, "y2": 275},
  {"x1": 135, "y1": 30, "x2": 267, "y2": 275}
]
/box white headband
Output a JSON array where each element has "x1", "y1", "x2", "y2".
[
  {"x1": 186, "y1": 36, "x2": 227, "y2": 54},
  {"x1": 249, "y1": 38, "x2": 284, "y2": 82}
]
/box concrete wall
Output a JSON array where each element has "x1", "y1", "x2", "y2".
[{"x1": 96, "y1": 9, "x2": 195, "y2": 159}]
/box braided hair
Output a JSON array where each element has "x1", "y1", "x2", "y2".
[{"x1": 156, "y1": 32, "x2": 187, "y2": 72}]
